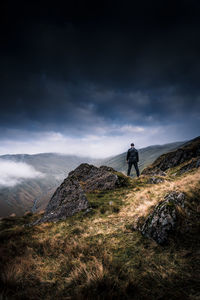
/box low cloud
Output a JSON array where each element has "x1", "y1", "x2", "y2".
[
  {"x1": 0, "y1": 123, "x2": 194, "y2": 159},
  {"x1": 0, "y1": 160, "x2": 44, "y2": 187}
]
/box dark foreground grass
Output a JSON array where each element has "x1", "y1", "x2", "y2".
[{"x1": 0, "y1": 174, "x2": 200, "y2": 300}]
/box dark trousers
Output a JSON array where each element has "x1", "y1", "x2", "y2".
[{"x1": 127, "y1": 161, "x2": 140, "y2": 177}]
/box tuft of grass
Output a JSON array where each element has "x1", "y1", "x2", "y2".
[{"x1": 86, "y1": 186, "x2": 132, "y2": 217}]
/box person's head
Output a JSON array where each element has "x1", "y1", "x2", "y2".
[{"x1": 130, "y1": 143, "x2": 134, "y2": 148}]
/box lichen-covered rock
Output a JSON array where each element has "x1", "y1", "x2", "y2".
[
  {"x1": 143, "y1": 169, "x2": 167, "y2": 176},
  {"x1": 140, "y1": 191, "x2": 185, "y2": 244},
  {"x1": 179, "y1": 158, "x2": 200, "y2": 174},
  {"x1": 196, "y1": 159, "x2": 200, "y2": 168},
  {"x1": 147, "y1": 177, "x2": 165, "y2": 184},
  {"x1": 34, "y1": 177, "x2": 88, "y2": 224},
  {"x1": 69, "y1": 163, "x2": 128, "y2": 192},
  {"x1": 99, "y1": 165, "x2": 117, "y2": 173}
]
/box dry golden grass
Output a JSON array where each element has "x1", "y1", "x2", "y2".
[
  {"x1": 1, "y1": 252, "x2": 34, "y2": 286},
  {"x1": 119, "y1": 169, "x2": 200, "y2": 226},
  {"x1": 0, "y1": 168, "x2": 200, "y2": 299},
  {"x1": 65, "y1": 255, "x2": 107, "y2": 287}
]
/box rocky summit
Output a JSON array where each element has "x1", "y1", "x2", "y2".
[{"x1": 35, "y1": 163, "x2": 128, "y2": 223}]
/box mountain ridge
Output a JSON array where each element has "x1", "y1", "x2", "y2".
[{"x1": 142, "y1": 136, "x2": 200, "y2": 175}]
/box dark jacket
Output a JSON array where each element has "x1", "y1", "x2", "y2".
[{"x1": 126, "y1": 147, "x2": 139, "y2": 162}]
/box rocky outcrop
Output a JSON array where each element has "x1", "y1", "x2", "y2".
[
  {"x1": 142, "y1": 136, "x2": 200, "y2": 175},
  {"x1": 34, "y1": 164, "x2": 128, "y2": 224},
  {"x1": 34, "y1": 177, "x2": 88, "y2": 224},
  {"x1": 143, "y1": 169, "x2": 166, "y2": 176},
  {"x1": 179, "y1": 158, "x2": 200, "y2": 175},
  {"x1": 139, "y1": 191, "x2": 185, "y2": 244},
  {"x1": 147, "y1": 176, "x2": 165, "y2": 184},
  {"x1": 68, "y1": 164, "x2": 128, "y2": 192}
]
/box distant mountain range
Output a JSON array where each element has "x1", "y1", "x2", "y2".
[{"x1": 0, "y1": 140, "x2": 187, "y2": 217}]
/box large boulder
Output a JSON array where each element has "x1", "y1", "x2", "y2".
[
  {"x1": 34, "y1": 164, "x2": 127, "y2": 224},
  {"x1": 68, "y1": 163, "x2": 128, "y2": 192},
  {"x1": 147, "y1": 176, "x2": 165, "y2": 184},
  {"x1": 179, "y1": 158, "x2": 200, "y2": 175},
  {"x1": 34, "y1": 177, "x2": 88, "y2": 224},
  {"x1": 139, "y1": 191, "x2": 185, "y2": 244}
]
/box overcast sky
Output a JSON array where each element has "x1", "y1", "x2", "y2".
[{"x1": 0, "y1": 1, "x2": 200, "y2": 158}]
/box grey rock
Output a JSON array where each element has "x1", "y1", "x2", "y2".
[
  {"x1": 68, "y1": 163, "x2": 128, "y2": 192},
  {"x1": 83, "y1": 208, "x2": 93, "y2": 215},
  {"x1": 139, "y1": 191, "x2": 185, "y2": 244},
  {"x1": 158, "y1": 171, "x2": 167, "y2": 176},
  {"x1": 99, "y1": 165, "x2": 117, "y2": 173},
  {"x1": 34, "y1": 163, "x2": 128, "y2": 224},
  {"x1": 147, "y1": 176, "x2": 165, "y2": 184},
  {"x1": 143, "y1": 168, "x2": 167, "y2": 176},
  {"x1": 179, "y1": 157, "x2": 200, "y2": 174},
  {"x1": 34, "y1": 176, "x2": 88, "y2": 224},
  {"x1": 196, "y1": 159, "x2": 200, "y2": 168}
]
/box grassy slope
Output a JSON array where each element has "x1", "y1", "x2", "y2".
[{"x1": 0, "y1": 166, "x2": 200, "y2": 300}]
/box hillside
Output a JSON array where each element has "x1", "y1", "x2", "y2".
[
  {"x1": 142, "y1": 136, "x2": 200, "y2": 175},
  {"x1": 100, "y1": 141, "x2": 184, "y2": 174},
  {"x1": 0, "y1": 153, "x2": 93, "y2": 175},
  {"x1": 0, "y1": 138, "x2": 200, "y2": 299},
  {"x1": 0, "y1": 153, "x2": 93, "y2": 217}
]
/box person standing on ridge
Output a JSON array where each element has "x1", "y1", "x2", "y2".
[{"x1": 126, "y1": 143, "x2": 140, "y2": 177}]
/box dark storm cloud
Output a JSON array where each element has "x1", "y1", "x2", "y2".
[{"x1": 1, "y1": 0, "x2": 200, "y2": 138}]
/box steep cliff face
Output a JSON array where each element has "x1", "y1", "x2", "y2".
[
  {"x1": 35, "y1": 163, "x2": 129, "y2": 223},
  {"x1": 142, "y1": 136, "x2": 200, "y2": 175}
]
